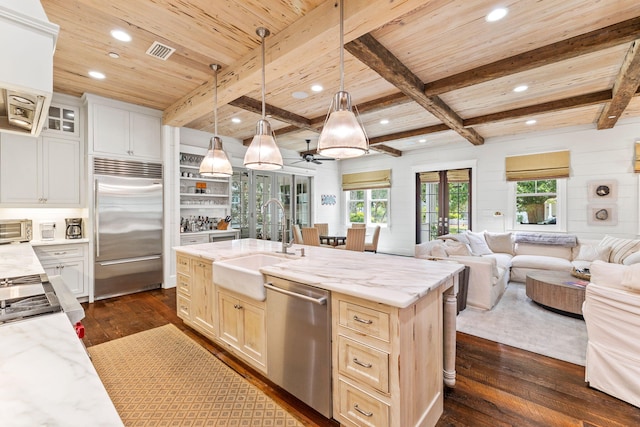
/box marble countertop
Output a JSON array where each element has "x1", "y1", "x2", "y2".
[
  {"x1": 174, "y1": 238, "x2": 463, "y2": 308},
  {"x1": 0, "y1": 242, "x2": 46, "y2": 278},
  {"x1": 0, "y1": 312, "x2": 123, "y2": 427},
  {"x1": 30, "y1": 238, "x2": 90, "y2": 246}
]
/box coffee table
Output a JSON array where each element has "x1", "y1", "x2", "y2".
[{"x1": 525, "y1": 270, "x2": 588, "y2": 317}]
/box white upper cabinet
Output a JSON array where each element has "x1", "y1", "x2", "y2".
[
  {"x1": 85, "y1": 94, "x2": 162, "y2": 161},
  {"x1": 43, "y1": 104, "x2": 80, "y2": 138}
]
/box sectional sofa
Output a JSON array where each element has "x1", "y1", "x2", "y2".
[{"x1": 415, "y1": 231, "x2": 640, "y2": 310}]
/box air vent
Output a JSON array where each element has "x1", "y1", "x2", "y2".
[{"x1": 145, "y1": 41, "x2": 175, "y2": 60}]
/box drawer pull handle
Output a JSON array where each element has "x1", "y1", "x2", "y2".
[
  {"x1": 354, "y1": 404, "x2": 373, "y2": 417},
  {"x1": 353, "y1": 358, "x2": 372, "y2": 368},
  {"x1": 53, "y1": 252, "x2": 67, "y2": 255},
  {"x1": 234, "y1": 304, "x2": 243, "y2": 310},
  {"x1": 353, "y1": 315, "x2": 373, "y2": 324}
]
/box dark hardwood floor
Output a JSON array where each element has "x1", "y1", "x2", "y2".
[{"x1": 81, "y1": 288, "x2": 640, "y2": 427}]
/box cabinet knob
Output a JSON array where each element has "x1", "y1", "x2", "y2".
[{"x1": 233, "y1": 304, "x2": 243, "y2": 310}]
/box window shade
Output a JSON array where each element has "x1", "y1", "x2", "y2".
[
  {"x1": 635, "y1": 142, "x2": 640, "y2": 173},
  {"x1": 418, "y1": 171, "x2": 439, "y2": 183},
  {"x1": 342, "y1": 169, "x2": 391, "y2": 191},
  {"x1": 419, "y1": 169, "x2": 469, "y2": 183},
  {"x1": 505, "y1": 150, "x2": 570, "y2": 181}
]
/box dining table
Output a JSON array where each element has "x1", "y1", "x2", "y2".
[{"x1": 320, "y1": 235, "x2": 346, "y2": 247}]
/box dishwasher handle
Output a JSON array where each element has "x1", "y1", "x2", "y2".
[{"x1": 264, "y1": 282, "x2": 327, "y2": 305}]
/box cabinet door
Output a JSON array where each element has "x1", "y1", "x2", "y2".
[
  {"x1": 218, "y1": 291, "x2": 241, "y2": 348},
  {"x1": 92, "y1": 104, "x2": 130, "y2": 156},
  {"x1": 42, "y1": 137, "x2": 81, "y2": 205},
  {"x1": 40, "y1": 259, "x2": 87, "y2": 297},
  {"x1": 0, "y1": 133, "x2": 41, "y2": 204},
  {"x1": 240, "y1": 301, "x2": 266, "y2": 365},
  {"x1": 130, "y1": 112, "x2": 161, "y2": 160},
  {"x1": 192, "y1": 260, "x2": 215, "y2": 333}
]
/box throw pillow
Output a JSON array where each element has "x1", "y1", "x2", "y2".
[
  {"x1": 590, "y1": 260, "x2": 627, "y2": 290},
  {"x1": 436, "y1": 233, "x2": 470, "y2": 245},
  {"x1": 575, "y1": 244, "x2": 611, "y2": 262},
  {"x1": 465, "y1": 230, "x2": 493, "y2": 256},
  {"x1": 431, "y1": 244, "x2": 448, "y2": 258},
  {"x1": 623, "y1": 251, "x2": 640, "y2": 266},
  {"x1": 600, "y1": 235, "x2": 640, "y2": 264},
  {"x1": 621, "y1": 264, "x2": 640, "y2": 292},
  {"x1": 485, "y1": 232, "x2": 514, "y2": 255},
  {"x1": 443, "y1": 240, "x2": 471, "y2": 256}
]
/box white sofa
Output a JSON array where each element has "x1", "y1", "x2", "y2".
[
  {"x1": 583, "y1": 260, "x2": 640, "y2": 408},
  {"x1": 415, "y1": 232, "x2": 640, "y2": 310}
]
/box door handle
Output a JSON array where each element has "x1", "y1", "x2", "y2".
[{"x1": 264, "y1": 283, "x2": 327, "y2": 305}]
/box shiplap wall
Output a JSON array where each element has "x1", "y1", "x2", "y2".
[{"x1": 337, "y1": 118, "x2": 640, "y2": 256}]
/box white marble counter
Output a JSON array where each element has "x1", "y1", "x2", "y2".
[
  {"x1": 0, "y1": 312, "x2": 123, "y2": 427},
  {"x1": 174, "y1": 238, "x2": 463, "y2": 308},
  {"x1": 0, "y1": 242, "x2": 46, "y2": 278},
  {"x1": 30, "y1": 238, "x2": 90, "y2": 246}
]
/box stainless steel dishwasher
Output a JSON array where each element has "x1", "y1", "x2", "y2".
[{"x1": 264, "y1": 279, "x2": 332, "y2": 418}]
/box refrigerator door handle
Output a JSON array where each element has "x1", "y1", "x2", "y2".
[
  {"x1": 98, "y1": 255, "x2": 162, "y2": 266},
  {"x1": 94, "y1": 179, "x2": 100, "y2": 258}
]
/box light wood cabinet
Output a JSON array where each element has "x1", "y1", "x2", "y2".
[
  {"x1": 0, "y1": 134, "x2": 81, "y2": 206},
  {"x1": 332, "y1": 288, "x2": 445, "y2": 427},
  {"x1": 34, "y1": 243, "x2": 88, "y2": 297},
  {"x1": 217, "y1": 287, "x2": 267, "y2": 372},
  {"x1": 175, "y1": 253, "x2": 216, "y2": 340}
]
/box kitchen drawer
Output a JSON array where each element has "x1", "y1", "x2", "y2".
[
  {"x1": 180, "y1": 234, "x2": 209, "y2": 246},
  {"x1": 34, "y1": 244, "x2": 85, "y2": 261},
  {"x1": 176, "y1": 254, "x2": 191, "y2": 276},
  {"x1": 338, "y1": 335, "x2": 389, "y2": 393},
  {"x1": 338, "y1": 300, "x2": 390, "y2": 344},
  {"x1": 337, "y1": 378, "x2": 389, "y2": 427},
  {"x1": 177, "y1": 294, "x2": 191, "y2": 320},
  {"x1": 177, "y1": 273, "x2": 191, "y2": 296}
]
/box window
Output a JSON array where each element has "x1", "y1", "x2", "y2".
[
  {"x1": 509, "y1": 178, "x2": 566, "y2": 232},
  {"x1": 346, "y1": 189, "x2": 389, "y2": 226}
]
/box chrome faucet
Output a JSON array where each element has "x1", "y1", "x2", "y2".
[{"x1": 262, "y1": 198, "x2": 294, "y2": 254}]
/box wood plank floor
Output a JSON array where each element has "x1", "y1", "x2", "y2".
[{"x1": 81, "y1": 288, "x2": 640, "y2": 426}]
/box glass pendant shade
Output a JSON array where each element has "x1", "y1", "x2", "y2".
[
  {"x1": 317, "y1": 91, "x2": 368, "y2": 159},
  {"x1": 243, "y1": 118, "x2": 283, "y2": 170},
  {"x1": 200, "y1": 136, "x2": 232, "y2": 177}
]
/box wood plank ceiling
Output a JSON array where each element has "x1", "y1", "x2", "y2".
[{"x1": 41, "y1": 0, "x2": 640, "y2": 159}]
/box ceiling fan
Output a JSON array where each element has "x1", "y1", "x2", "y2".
[{"x1": 293, "y1": 139, "x2": 336, "y2": 165}]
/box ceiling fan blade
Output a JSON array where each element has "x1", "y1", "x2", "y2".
[{"x1": 312, "y1": 159, "x2": 322, "y2": 164}]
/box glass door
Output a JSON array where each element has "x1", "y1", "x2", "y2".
[{"x1": 294, "y1": 176, "x2": 311, "y2": 228}]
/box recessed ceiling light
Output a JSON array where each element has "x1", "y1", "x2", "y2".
[
  {"x1": 513, "y1": 85, "x2": 528, "y2": 92},
  {"x1": 380, "y1": 119, "x2": 389, "y2": 125},
  {"x1": 88, "y1": 70, "x2": 106, "y2": 79},
  {"x1": 108, "y1": 52, "x2": 120, "y2": 59},
  {"x1": 292, "y1": 91, "x2": 308, "y2": 99},
  {"x1": 311, "y1": 84, "x2": 323, "y2": 92},
  {"x1": 486, "y1": 7, "x2": 508, "y2": 22},
  {"x1": 526, "y1": 119, "x2": 537, "y2": 125},
  {"x1": 608, "y1": 115, "x2": 617, "y2": 119},
  {"x1": 110, "y1": 29, "x2": 132, "y2": 42},
  {"x1": 418, "y1": 139, "x2": 427, "y2": 143},
  {"x1": 231, "y1": 118, "x2": 241, "y2": 123}
]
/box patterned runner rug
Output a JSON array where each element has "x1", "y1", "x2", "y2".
[{"x1": 88, "y1": 324, "x2": 303, "y2": 426}]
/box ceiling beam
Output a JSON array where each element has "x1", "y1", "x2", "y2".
[
  {"x1": 163, "y1": 0, "x2": 431, "y2": 127},
  {"x1": 424, "y1": 17, "x2": 640, "y2": 96},
  {"x1": 346, "y1": 33, "x2": 485, "y2": 146},
  {"x1": 229, "y1": 96, "x2": 314, "y2": 130},
  {"x1": 368, "y1": 124, "x2": 451, "y2": 146},
  {"x1": 369, "y1": 145, "x2": 402, "y2": 157},
  {"x1": 597, "y1": 40, "x2": 640, "y2": 129}
]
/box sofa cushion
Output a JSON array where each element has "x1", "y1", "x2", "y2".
[
  {"x1": 444, "y1": 240, "x2": 472, "y2": 256},
  {"x1": 511, "y1": 254, "x2": 572, "y2": 271},
  {"x1": 623, "y1": 251, "x2": 640, "y2": 266},
  {"x1": 515, "y1": 242, "x2": 572, "y2": 260},
  {"x1": 485, "y1": 232, "x2": 514, "y2": 255},
  {"x1": 590, "y1": 260, "x2": 630, "y2": 291},
  {"x1": 621, "y1": 264, "x2": 640, "y2": 292},
  {"x1": 431, "y1": 243, "x2": 448, "y2": 258},
  {"x1": 466, "y1": 230, "x2": 493, "y2": 256},
  {"x1": 600, "y1": 235, "x2": 640, "y2": 264},
  {"x1": 575, "y1": 244, "x2": 612, "y2": 262},
  {"x1": 484, "y1": 252, "x2": 513, "y2": 271}
]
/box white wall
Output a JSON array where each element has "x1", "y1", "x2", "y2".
[{"x1": 339, "y1": 118, "x2": 640, "y2": 256}]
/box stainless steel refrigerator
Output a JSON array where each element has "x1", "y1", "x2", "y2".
[{"x1": 93, "y1": 158, "x2": 163, "y2": 300}]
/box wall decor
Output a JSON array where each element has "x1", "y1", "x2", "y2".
[
  {"x1": 321, "y1": 194, "x2": 336, "y2": 205},
  {"x1": 587, "y1": 180, "x2": 617, "y2": 201},
  {"x1": 587, "y1": 204, "x2": 617, "y2": 226}
]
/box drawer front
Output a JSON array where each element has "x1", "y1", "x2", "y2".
[
  {"x1": 180, "y1": 234, "x2": 209, "y2": 245},
  {"x1": 177, "y1": 273, "x2": 191, "y2": 296},
  {"x1": 339, "y1": 300, "x2": 390, "y2": 343},
  {"x1": 177, "y1": 294, "x2": 191, "y2": 320},
  {"x1": 337, "y1": 379, "x2": 389, "y2": 427},
  {"x1": 338, "y1": 335, "x2": 389, "y2": 393},
  {"x1": 176, "y1": 254, "x2": 191, "y2": 276},
  {"x1": 34, "y1": 244, "x2": 85, "y2": 261}
]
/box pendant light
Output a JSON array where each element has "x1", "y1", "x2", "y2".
[
  {"x1": 243, "y1": 27, "x2": 283, "y2": 170},
  {"x1": 199, "y1": 64, "x2": 233, "y2": 177},
  {"x1": 317, "y1": 0, "x2": 368, "y2": 159}
]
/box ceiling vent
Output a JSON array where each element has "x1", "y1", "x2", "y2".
[{"x1": 145, "y1": 41, "x2": 175, "y2": 60}]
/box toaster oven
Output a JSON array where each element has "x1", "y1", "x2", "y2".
[{"x1": 0, "y1": 219, "x2": 33, "y2": 244}]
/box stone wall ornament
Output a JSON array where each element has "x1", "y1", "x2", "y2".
[
  {"x1": 587, "y1": 205, "x2": 617, "y2": 226},
  {"x1": 321, "y1": 194, "x2": 336, "y2": 205},
  {"x1": 587, "y1": 180, "x2": 617, "y2": 201}
]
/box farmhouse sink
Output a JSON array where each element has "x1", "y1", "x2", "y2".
[{"x1": 212, "y1": 253, "x2": 292, "y2": 301}]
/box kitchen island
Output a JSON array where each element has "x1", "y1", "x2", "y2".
[{"x1": 175, "y1": 238, "x2": 463, "y2": 427}]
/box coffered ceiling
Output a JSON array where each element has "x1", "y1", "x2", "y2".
[{"x1": 41, "y1": 0, "x2": 640, "y2": 158}]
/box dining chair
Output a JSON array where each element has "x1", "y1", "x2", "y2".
[
  {"x1": 351, "y1": 223, "x2": 366, "y2": 228},
  {"x1": 365, "y1": 225, "x2": 381, "y2": 253},
  {"x1": 313, "y1": 223, "x2": 329, "y2": 236},
  {"x1": 301, "y1": 227, "x2": 321, "y2": 246},
  {"x1": 336, "y1": 227, "x2": 366, "y2": 252},
  {"x1": 292, "y1": 224, "x2": 303, "y2": 244}
]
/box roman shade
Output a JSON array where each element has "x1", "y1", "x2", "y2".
[
  {"x1": 635, "y1": 142, "x2": 640, "y2": 173},
  {"x1": 419, "y1": 169, "x2": 469, "y2": 183},
  {"x1": 505, "y1": 150, "x2": 570, "y2": 181},
  {"x1": 342, "y1": 169, "x2": 391, "y2": 191}
]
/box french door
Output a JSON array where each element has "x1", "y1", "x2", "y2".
[{"x1": 416, "y1": 169, "x2": 471, "y2": 243}]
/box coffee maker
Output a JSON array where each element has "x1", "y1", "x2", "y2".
[{"x1": 65, "y1": 218, "x2": 83, "y2": 239}]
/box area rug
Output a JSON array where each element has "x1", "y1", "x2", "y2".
[
  {"x1": 456, "y1": 282, "x2": 587, "y2": 366},
  {"x1": 88, "y1": 324, "x2": 303, "y2": 426}
]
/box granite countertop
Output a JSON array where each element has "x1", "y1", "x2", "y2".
[
  {"x1": 0, "y1": 312, "x2": 123, "y2": 427},
  {"x1": 174, "y1": 238, "x2": 463, "y2": 308}
]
